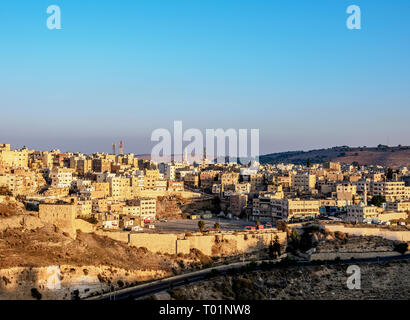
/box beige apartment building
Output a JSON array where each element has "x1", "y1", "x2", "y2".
[
  {"x1": 385, "y1": 200, "x2": 410, "y2": 212},
  {"x1": 168, "y1": 181, "x2": 184, "y2": 192},
  {"x1": 50, "y1": 167, "x2": 73, "y2": 189},
  {"x1": 252, "y1": 192, "x2": 284, "y2": 218},
  {"x1": 345, "y1": 204, "x2": 382, "y2": 223},
  {"x1": 155, "y1": 180, "x2": 167, "y2": 191},
  {"x1": 92, "y1": 159, "x2": 112, "y2": 173},
  {"x1": 143, "y1": 169, "x2": 160, "y2": 190},
  {"x1": 235, "y1": 182, "x2": 251, "y2": 194},
  {"x1": 0, "y1": 146, "x2": 29, "y2": 169},
  {"x1": 291, "y1": 174, "x2": 316, "y2": 191},
  {"x1": 324, "y1": 161, "x2": 341, "y2": 172},
  {"x1": 0, "y1": 169, "x2": 44, "y2": 196},
  {"x1": 77, "y1": 200, "x2": 92, "y2": 217},
  {"x1": 137, "y1": 198, "x2": 157, "y2": 220},
  {"x1": 230, "y1": 193, "x2": 248, "y2": 216},
  {"x1": 336, "y1": 183, "x2": 357, "y2": 201},
  {"x1": 372, "y1": 181, "x2": 407, "y2": 201},
  {"x1": 249, "y1": 173, "x2": 264, "y2": 191},
  {"x1": 200, "y1": 171, "x2": 219, "y2": 189},
  {"x1": 92, "y1": 198, "x2": 108, "y2": 213},
  {"x1": 122, "y1": 205, "x2": 141, "y2": 216},
  {"x1": 275, "y1": 176, "x2": 291, "y2": 188},
  {"x1": 326, "y1": 172, "x2": 344, "y2": 182},
  {"x1": 270, "y1": 199, "x2": 320, "y2": 220},
  {"x1": 107, "y1": 176, "x2": 132, "y2": 200},
  {"x1": 184, "y1": 173, "x2": 199, "y2": 188},
  {"x1": 92, "y1": 182, "x2": 110, "y2": 198},
  {"x1": 76, "y1": 159, "x2": 92, "y2": 175},
  {"x1": 220, "y1": 172, "x2": 239, "y2": 188}
]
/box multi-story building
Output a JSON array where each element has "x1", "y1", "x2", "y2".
[
  {"x1": 235, "y1": 182, "x2": 251, "y2": 194},
  {"x1": 270, "y1": 199, "x2": 320, "y2": 220},
  {"x1": 229, "y1": 193, "x2": 248, "y2": 216},
  {"x1": 92, "y1": 159, "x2": 111, "y2": 173},
  {"x1": 372, "y1": 181, "x2": 407, "y2": 201},
  {"x1": 0, "y1": 146, "x2": 29, "y2": 168},
  {"x1": 385, "y1": 200, "x2": 410, "y2": 212},
  {"x1": 184, "y1": 173, "x2": 199, "y2": 188},
  {"x1": 291, "y1": 174, "x2": 316, "y2": 191},
  {"x1": 345, "y1": 204, "x2": 381, "y2": 223},
  {"x1": 143, "y1": 169, "x2": 160, "y2": 190},
  {"x1": 167, "y1": 181, "x2": 184, "y2": 192},
  {"x1": 220, "y1": 172, "x2": 239, "y2": 188},
  {"x1": 324, "y1": 161, "x2": 341, "y2": 172},
  {"x1": 137, "y1": 198, "x2": 157, "y2": 221},
  {"x1": 336, "y1": 183, "x2": 357, "y2": 201},
  {"x1": 200, "y1": 171, "x2": 219, "y2": 189},
  {"x1": 50, "y1": 167, "x2": 73, "y2": 188}
]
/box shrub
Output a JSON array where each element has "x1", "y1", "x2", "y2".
[
  {"x1": 394, "y1": 242, "x2": 408, "y2": 254},
  {"x1": 276, "y1": 220, "x2": 287, "y2": 232},
  {"x1": 31, "y1": 288, "x2": 42, "y2": 300}
]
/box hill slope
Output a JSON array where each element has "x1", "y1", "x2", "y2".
[{"x1": 260, "y1": 145, "x2": 410, "y2": 168}]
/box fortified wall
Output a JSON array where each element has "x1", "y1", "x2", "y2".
[
  {"x1": 100, "y1": 229, "x2": 287, "y2": 257},
  {"x1": 38, "y1": 204, "x2": 96, "y2": 239},
  {"x1": 322, "y1": 224, "x2": 410, "y2": 242},
  {"x1": 38, "y1": 204, "x2": 76, "y2": 238},
  {"x1": 37, "y1": 203, "x2": 285, "y2": 256}
]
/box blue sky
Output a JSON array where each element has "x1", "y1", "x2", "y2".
[{"x1": 0, "y1": 0, "x2": 409, "y2": 154}]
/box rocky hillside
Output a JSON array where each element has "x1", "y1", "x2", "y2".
[
  {"x1": 0, "y1": 198, "x2": 217, "y2": 300},
  {"x1": 165, "y1": 261, "x2": 410, "y2": 300}
]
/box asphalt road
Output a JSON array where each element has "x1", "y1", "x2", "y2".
[{"x1": 88, "y1": 253, "x2": 410, "y2": 301}]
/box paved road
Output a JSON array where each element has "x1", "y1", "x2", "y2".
[{"x1": 87, "y1": 253, "x2": 410, "y2": 301}]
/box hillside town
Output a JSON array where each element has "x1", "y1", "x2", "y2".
[{"x1": 1, "y1": 142, "x2": 410, "y2": 233}]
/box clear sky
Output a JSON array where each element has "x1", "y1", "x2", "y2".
[{"x1": 0, "y1": 0, "x2": 409, "y2": 155}]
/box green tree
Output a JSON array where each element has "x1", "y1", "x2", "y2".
[
  {"x1": 386, "y1": 168, "x2": 394, "y2": 180},
  {"x1": 198, "y1": 220, "x2": 205, "y2": 232},
  {"x1": 370, "y1": 195, "x2": 386, "y2": 207},
  {"x1": 306, "y1": 158, "x2": 311, "y2": 168},
  {"x1": 255, "y1": 220, "x2": 261, "y2": 229},
  {"x1": 269, "y1": 235, "x2": 281, "y2": 258},
  {"x1": 214, "y1": 222, "x2": 220, "y2": 232},
  {"x1": 276, "y1": 220, "x2": 287, "y2": 232},
  {"x1": 289, "y1": 228, "x2": 301, "y2": 250},
  {"x1": 394, "y1": 242, "x2": 408, "y2": 255}
]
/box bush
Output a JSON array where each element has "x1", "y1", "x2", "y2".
[
  {"x1": 394, "y1": 242, "x2": 408, "y2": 254},
  {"x1": 276, "y1": 220, "x2": 287, "y2": 232},
  {"x1": 0, "y1": 186, "x2": 12, "y2": 196},
  {"x1": 31, "y1": 288, "x2": 42, "y2": 300}
]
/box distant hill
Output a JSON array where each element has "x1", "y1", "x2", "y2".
[{"x1": 260, "y1": 145, "x2": 410, "y2": 168}]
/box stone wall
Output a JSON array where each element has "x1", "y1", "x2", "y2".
[
  {"x1": 38, "y1": 204, "x2": 76, "y2": 238},
  {"x1": 310, "y1": 250, "x2": 409, "y2": 261},
  {"x1": 0, "y1": 215, "x2": 44, "y2": 232},
  {"x1": 129, "y1": 233, "x2": 178, "y2": 254},
  {"x1": 74, "y1": 219, "x2": 96, "y2": 234},
  {"x1": 95, "y1": 230, "x2": 129, "y2": 243},
  {"x1": 323, "y1": 224, "x2": 410, "y2": 242},
  {"x1": 117, "y1": 229, "x2": 286, "y2": 257}
]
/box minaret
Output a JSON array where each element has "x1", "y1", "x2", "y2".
[
  {"x1": 184, "y1": 147, "x2": 188, "y2": 164},
  {"x1": 203, "y1": 147, "x2": 207, "y2": 165},
  {"x1": 364, "y1": 183, "x2": 367, "y2": 206},
  {"x1": 112, "y1": 143, "x2": 116, "y2": 155},
  {"x1": 119, "y1": 140, "x2": 124, "y2": 155}
]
